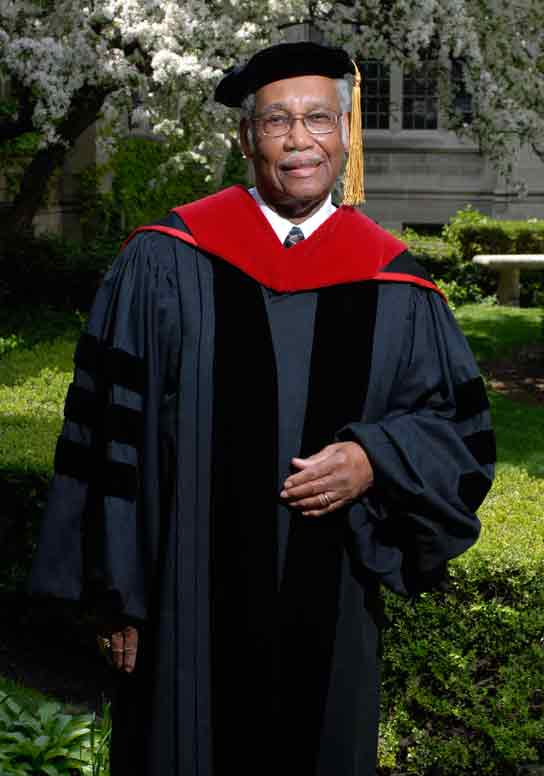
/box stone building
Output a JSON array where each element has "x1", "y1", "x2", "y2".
[{"x1": 359, "y1": 60, "x2": 544, "y2": 231}]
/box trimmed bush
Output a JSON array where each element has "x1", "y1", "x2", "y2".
[
  {"x1": 398, "y1": 209, "x2": 544, "y2": 307},
  {"x1": 443, "y1": 208, "x2": 544, "y2": 264},
  {"x1": 0, "y1": 234, "x2": 116, "y2": 310},
  {"x1": 379, "y1": 460, "x2": 544, "y2": 775},
  {"x1": 398, "y1": 226, "x2": 497, "y2": 306}
]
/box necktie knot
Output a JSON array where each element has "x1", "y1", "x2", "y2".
[{"x1": 283, "y1": 226, "x2": 305, "y2": 248}]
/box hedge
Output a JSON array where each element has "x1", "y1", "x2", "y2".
[
  {"x1": 443, "y1": 209, "x2": 544, "y2": 264},
  {"x1": 400, "y1": 209, "x2": 544, "y2": 307},
  {"x1": 1, "y1": 307, "x2": 543, "y2": 773},
  {"x1": 379, "y1": 460, "x2": 544, "y2": 775}
]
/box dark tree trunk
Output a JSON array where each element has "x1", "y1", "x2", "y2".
[
  {"x1": 0, "y1": 85, "x2": 110, "y2": 245},
  {"x1": 1, "y1": 144, "x2": 68, "y2": 238}
]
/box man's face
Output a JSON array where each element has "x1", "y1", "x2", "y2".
[{"x1": 240, "y1": 75, "x2": 348, "y2": 221}]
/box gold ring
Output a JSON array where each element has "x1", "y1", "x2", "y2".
[{"x1": 97, "y1": 636, "x2": 112, "y2": 650}]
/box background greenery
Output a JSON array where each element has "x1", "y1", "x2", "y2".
[{"x1": 0, "y1": 677, "x2": 110, "y2": 776}]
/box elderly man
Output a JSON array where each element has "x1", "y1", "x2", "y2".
[{"x1": 30, "y1": 42, "x2": 494, "y2": 776}]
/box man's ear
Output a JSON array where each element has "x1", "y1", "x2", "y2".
[{"x1": 239, "y1": 119, "x2": 254, "y2": 159}]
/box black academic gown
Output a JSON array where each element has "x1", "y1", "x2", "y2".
[{"x1": 29, "y1": 189, "x2": 495, "y2": 776}]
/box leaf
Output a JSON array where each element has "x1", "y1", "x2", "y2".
[
  {"x1": 37, "y1": 701, "x2": 62, "y2": 726},
  {"x1": 62, "y1": 726, "x2": 92, "y2": 744},
  {"x1": 41, "y1": 765, "x2": 61, "y2": 776},
  {"x1": 0, "y1": 694, "x2": 22, "y2": 717},
  {"x1": 43, "y1": 746, "x2": 69, "y2": 760},
  {"x1": 0, "y1": 729, "x2": 26, "y2": 743}
]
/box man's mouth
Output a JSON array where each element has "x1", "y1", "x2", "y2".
[{"x1": 279, "y1": 156, "x2": 324, "y2": 176}]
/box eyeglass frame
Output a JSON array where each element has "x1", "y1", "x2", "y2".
[{"x1": 251, "y1": 109, "x2": 343, "y2": 137}]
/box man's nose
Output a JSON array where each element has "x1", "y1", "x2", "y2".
[{"x1": 284, "y1": 117, "x2": 314, "y2": 150}]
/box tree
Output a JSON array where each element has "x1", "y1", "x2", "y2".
[
  {"x1": 0, "y1": 0, "x2": 303, "y2": 237},
  {"x1": 1, "y1": 0, "x2": 543, "y2": 238}
]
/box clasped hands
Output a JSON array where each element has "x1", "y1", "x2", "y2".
[{"x1": 280, "y1": 441, "x2": 374, "y2": 517}]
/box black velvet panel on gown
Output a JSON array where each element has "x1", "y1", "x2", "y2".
[{"x1": 210, "y1": 266, "x2": 378, "y2": 776}]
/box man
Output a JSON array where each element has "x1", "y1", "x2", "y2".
[{"x1": 29, "y1": 42, "x2": 495, "y2": 776}]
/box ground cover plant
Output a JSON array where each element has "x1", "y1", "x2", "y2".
[
  {"x1": 0, "y1": 302, "x2": 542, "y2": 774},
  {"x1": 0, "y1": 677, "x2": 110, "y2": 775}
]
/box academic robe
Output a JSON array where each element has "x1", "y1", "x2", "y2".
[{"x1": 29, "y1": 186, "x2": 495, "y2": 776}]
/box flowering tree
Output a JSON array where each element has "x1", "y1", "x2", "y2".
[
  {"x1": 320, "y1": 0, "x2": 544, "y2": 197},
  {"x1": 0, "y1": 0, "x2": 302, "y2": 236},
  {"x1": 0, "y1": 0, "x2": 542, "y2": 237}
]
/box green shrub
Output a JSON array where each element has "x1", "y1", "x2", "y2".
[
  {"x1": 400, "y1": 209, "x2": 544, "y2": 307},
  {"x1": 0, "y1": 234, "x2": 116, "y2": 310},
  {"x1": 442, "y1": 208, "x2": 544, "y2": 307},
  {"x1": 78, "y1": 135, "x2": 214, "y2": 240},
  {"x1": 399, "y1": 224, "x2": 498, "y2": 304},
  {"x1": 0, "y1": 685, "x2": 111, "y2": 775},
  {"x1": 435, "y1": 279, "x2": 496, "y2": 310},
  {"x1": 378, "y1": 464, "x2": 544, "y2": 775},
  {"x1": 444, "y1": 208, "x2": 544, "y2": 263},
  {"x1": 1, "y1": 135, "x2": 216, "y2": 310}
]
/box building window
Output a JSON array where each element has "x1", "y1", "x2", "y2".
[
  {"x1": 451, "y1": 59, "x2": 473, "y2": 125},
  {"x1": 402, "y1": 61, "x2": 438, "y2": 130},
  {"x1": 359, "y1": 60, "x2": 390, "y2": 130}
]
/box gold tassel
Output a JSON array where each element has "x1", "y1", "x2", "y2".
[{"x1": 342, "y1": 59, "x2": 365, "y2": 206}]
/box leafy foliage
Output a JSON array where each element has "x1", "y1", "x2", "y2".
[
  {"x1": 444, "y1": 207, "x2": 544, "y2": 263},
  {"x1": 401, "y1": 208, "x2": 544, "y2": 307},
  {"x1": 0, "y1": 233, "x2": 116, "y2": 310},
  {"x1": 78, "y1": 135, "x2": 214, "y2": 240},
  {"x1": 0, "y1": 687, "x2": 110, "y2": 775},
  {"x1": 379, "y1": 464, "x2": 544, "y2": 775}
]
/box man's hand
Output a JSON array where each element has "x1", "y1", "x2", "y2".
[
  {"x1": 97, "y1": 624, "x2": 139, "y2": 673},
  {"x1": 279, "y1": 442, "x2": 374, "y2": 517}
]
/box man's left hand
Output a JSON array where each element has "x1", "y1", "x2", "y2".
[{"x1": 280, "y1": 442, "x2": 374, "y2": 517}]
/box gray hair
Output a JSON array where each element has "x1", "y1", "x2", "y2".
[{"x1": 241, "y1": 77, "x2": 352, "y2": 148}]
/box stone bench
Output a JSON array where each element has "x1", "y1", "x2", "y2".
[{"x1": 472, "y1": 254, "x2": 544, "y2": 306}]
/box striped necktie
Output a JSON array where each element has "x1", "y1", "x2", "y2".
[{"x1": 283, "y1": 226, "x2": 305, "y2": 248}]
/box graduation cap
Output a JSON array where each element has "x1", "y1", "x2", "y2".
[{"x1": 215, "y1": 42, "x2": 365, "y2": 206}]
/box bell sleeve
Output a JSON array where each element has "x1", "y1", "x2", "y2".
[
  {"x1": 28, "y1": 232, "x2": 181, "y2": 623},
  {"x1": 337, "y1": 286, "x2": 495, "y2": 596}
]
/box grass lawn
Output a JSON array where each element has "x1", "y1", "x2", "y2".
[{"x1": 456, "y1": 303, "x2": 542, "y2": 363}]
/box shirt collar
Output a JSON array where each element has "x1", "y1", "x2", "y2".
[{"x1": 248, "y1": 187, "x2": 336, "y2": 244}]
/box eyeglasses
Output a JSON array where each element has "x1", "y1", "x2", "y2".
[{"x1": 252, "y1": 109, "x2": 341, "y2": 137}]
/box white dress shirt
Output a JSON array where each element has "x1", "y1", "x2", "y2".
[{"x1": 248, "y1": 187, "x2": 336, "y2": 244}]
